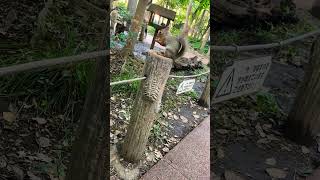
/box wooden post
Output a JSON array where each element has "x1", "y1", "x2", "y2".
[
  {"x1": 65, "y1": 16, "x2": 109, "y2": 180},
  {"x1": 121, "y1": 50, "x2": 173, "y2": 162},
  {"x1": 198, "y1": 75, "x2": 210, "y2": 107},
  {"x1": 285, "y1": 36, "x2": 320, "y2": 145},
  {"x1": 150, "y1": 28, "x2": 159, "y2": 49},
  {"x1": 139, "y1": 24, "x2": 146, "y2": 41}
]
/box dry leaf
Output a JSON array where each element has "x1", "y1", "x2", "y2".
[
  {"x1": 193, "y1": 114, "x2": 200, "y2": 119},
  {"x1": 27, "y1": 171, "x2": 41, "y2": 180},
  {"x1": 37, "y1": 153, "x2": 52, "y2": 162},
  {"x1": 162, "y1": 147, "x2": 169, "y2": 152},
  {"x1": 38, "y1": 137, "x2": 50, "y2": 147},
  {"x1": 255, "y1": 123, "x2": 266, "y2": 137},
  {"x1": 265, "y1": 158, "x2": 277, "y2": 166},
  {"x1": 301, "y1": 146, "x2": 310, "y2": 154},
  {"x1": 224, "y1": 170, "x2": 245, "y2": 180},
  {"x1": 3, "y1": 112, "x2": 16, "y2": 123},
  {"x1": 266, "y1": 168, "x2": 287, "y2": 179},
  {"x1": 12, "y1": 165, "x2": 24, "y2": 180},
  {"x1": 217, "y1": 148, "x2": 224, "y2": 159},
  {"x1": 0, "y1": 156, "x2": 7, "y2": 168},
  {"x1": 32, "y1": 117, "x2": 47, "y2": 125},
  {"x1": 216, "y1": 129, "x2": 229, "y2": 135},
  {"x1": 180, "y1": 116, "x2": 188, "y2": 123}
]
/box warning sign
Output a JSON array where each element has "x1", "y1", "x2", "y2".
[{"x1": 213, "y1": 56, "x2": 272, "y2": 103}]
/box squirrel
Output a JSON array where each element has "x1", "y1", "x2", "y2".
[{"x1": 155, "y1": 26, "x2": 187, "y2": 60}]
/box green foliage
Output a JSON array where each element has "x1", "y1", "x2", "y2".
[
  {"x1": 150, "y1": 121, "x2": 165, "y2": 141},
  {"x1": 256, "y1": 92, "x2": 280, "y2": 114},
  {"x1": 111, "y1": 32, "x2": 129, "y2": 48},
  {"x1": 116, "y1": 2, "x2": 132, "y2": 22},
  {"x1": 147, "y1": 26, "x2": 156, "y2": 35},
  {"x1": 184, "y1": 90, "x2": 199, "y2": 101},
  {"x1": 111, "y1": 60, "x2": 141, "y2": 95},
  {"x1": 188, "y1": 37, "x2": 209, "y2": 53},
  {"x1": 0, "y1": 25, "x2": 97, "y2": 115}
]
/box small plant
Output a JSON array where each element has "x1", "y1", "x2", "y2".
[
  {"x1": 256, "y1": 92, "x2": 280, "y2": 115},
  {"x1": 184, "y1": 90, "x2": 198, "y2": 101}
]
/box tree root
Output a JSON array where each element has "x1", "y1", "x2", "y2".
[{"x1": 110, "y1": 146, "x2": 140, "y2": 180}]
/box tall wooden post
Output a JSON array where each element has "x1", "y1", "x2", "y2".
[
  {"x1": 198, "y1": 75, "x2": 210, "y2": 107},
  {"x1": 285, "y1": 36, "x2": 320, "y2": 145},
  {"x1": 121, "y1": 50, "x2": 173, "y2": 162},
  {"x1": 150, "y1": 29, "x2": 159, "y2": 49},
  {"x1": 65, "y1": 15, "x2": 109, "y2": 180}
]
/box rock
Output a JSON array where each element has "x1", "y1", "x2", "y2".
[
  {"x1": 301, "y1": 146, "x2": 310, "y2": 154},
  {"x1": 265, "y1": 158, "x2": 277, "y2": 166},
  {"x1": 224, "y1": 170, "x2": 245, "y2": 180},
  {"x1": 38, "y1": 137, "x2": 50, "y2": 148},
  {"x1": 266, "y1": 168, "x2": 287, "y2": 179},
  {"x1": 173, "y1": 56, "x2": 204, "y2": 70}
]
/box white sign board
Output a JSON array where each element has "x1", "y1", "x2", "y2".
[
  {"x1": 176, "y1": 79, "x2": 195, "y2": 94},
  {"x1": 213, "y1": 56, "x2": 272, "y2": 103}
]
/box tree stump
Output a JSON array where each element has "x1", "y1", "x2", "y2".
[
  {"x1": 121, "y1": 50, "x2": 173, "y2": 162},
  {"x1": 198, "y1": 75, "x2": 210, "y2": 107},
  {"x1": 285, "y1": 36, "x2": 320, "y2": 145}
]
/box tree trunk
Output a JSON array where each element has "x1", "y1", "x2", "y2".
[
  {"x1": 122, "y1": 0, "x2": 150, "y2": 56},
  {"x1": 65, "y1": 16, "x2": 109, "y2": 180},
  {"x1": 181, "y1": 0, "x2": 193, "y2": 37},
  {"x1": 121, "y1": 51, "x2": 173, "y2": 162},
  {"x1": 192, "y1": 10, "x2": 206, "y2": 38},
  {"x1": 198, "y1": 75, "x2": 210, "y2": 107},
  {"x1": 127, "y1": 0, "x2": 138, "y2": 16},
  {"x1": 200, "y1": 26, "x2": 210, "y2": 50},
  {"x1": 285, "y1": 36, "x2": 320, "y2": 145},
  {"x1": 188, "y1": 6, "x2": 201, "y2": 36},
  {"x1": 198, "y1": 22, "x2": 209, "y2": 40}
]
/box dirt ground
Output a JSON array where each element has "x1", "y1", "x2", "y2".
[{"x1": 211, "y1": 10, "x2": 320, "y2": 180}]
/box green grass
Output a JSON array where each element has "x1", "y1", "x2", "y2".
[
  {"x1": 0, "y1": 24, "x2": 98, "y2": 115},
  {"x1": 256, "y1": 92, "x2": 280, "y2": 115},
  {"x1": 111, "y1": 60, "x2": 142, "y2": 95},
  {"x1": 188, "y1": 37, "x2": 209, "y2": 54}
]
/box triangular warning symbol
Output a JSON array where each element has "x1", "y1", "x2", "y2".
[{"x1": 216, "y1": 68, "x2": 235, "y2": 97}]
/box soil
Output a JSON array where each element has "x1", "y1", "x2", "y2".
[{"x1": 212, "y1": 10, "x2": 320, "y2": 180}]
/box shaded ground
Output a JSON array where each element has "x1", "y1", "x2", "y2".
[{"x1": 212, "y1": 10, "x2": 320, "y2": 180}]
